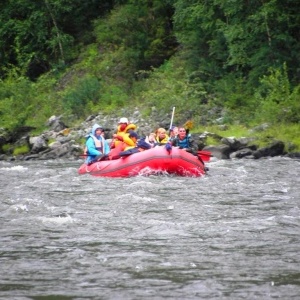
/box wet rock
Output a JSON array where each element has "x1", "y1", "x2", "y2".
[
  {"x1": 202, "y1": 145, "x2": 231, "y2": 159},
  {"x1": 48, "y1": 115, "x2": 68, "y2": 132},
  {"x1": 253, "y1": 141, "x2": 285, "y2": 159},
  {"x1": 30, "y1": 135, "x2": 49, "y2": 154}
]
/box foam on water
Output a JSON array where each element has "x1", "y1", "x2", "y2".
[{"x1": 1, "y1": 165, "x2": 28, "y2": 171}]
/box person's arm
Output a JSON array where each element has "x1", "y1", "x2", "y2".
[
  {"x1": 114, "y1": 134, "x2": 124, "y2": 141},
  {"x1": 103, "y1": 139, "x2": 111, "y2": 155},
  {"x1": 122, "y1": 134, "x2": 136, "y2": 146},
  {"x1": 186, "y1": 137, "x2": 197, "y2": 154},
  {"x1": 172, "y1": 137, "x2": 178, "y2": 147}
]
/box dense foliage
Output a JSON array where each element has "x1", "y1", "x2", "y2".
[
  {"x1": 0, "y1": 0, "x2": 299, "y2": 150},
  {"x1": 0, "y1": 0, "x2": 117, "y2": 79}
]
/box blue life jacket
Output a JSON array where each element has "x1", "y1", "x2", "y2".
[{"x1": 174, "y1": 135, "x2": 190, "y2": 149}]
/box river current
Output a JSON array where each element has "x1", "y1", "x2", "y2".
[{"x1": 1, "y1": 157, "x2": 300, "y2": 299}]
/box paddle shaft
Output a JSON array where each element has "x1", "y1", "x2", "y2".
[
  {"x1": 169, "y1": 107, "x2": 175, "y2": 131},
  {"x1": 79, "y1": 153, "x2": 107, "y2": 161}
]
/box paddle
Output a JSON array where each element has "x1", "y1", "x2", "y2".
[
  {"x1": 169, "y1": 106, "x2": 176, "y2": 135},
  {"x1": 197, "y1": 150, "x2": 212, "y2": 162},
  {"x1": 79, "y1": 153, "x2": 108, "y2": 162},
  {"x1": 164, "y1": 107, "x2": 176, "y2": 153}
]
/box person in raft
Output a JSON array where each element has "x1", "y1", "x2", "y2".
[
  {"x1": 171, "y1": 126, "x2": 197, "y2": 154},
  {"x1": 118, "y1": 131, "x2": 152, "y2": 157},
  {"x1": 108, "y1": 130, "x2": 138, "y2": 159},
  {"x1": 155, "y1": 128, "x2": 169, "y2": 145},
  {"x1": 110, "y1": 117, "x2": 137, "y2": 149},
  {"x1": 168, "y1": 125, "x2": 178, "y2": 143},
  {"x1": 85, "y1": 124, "x2": 110, "y2": 165},
  {"x1": 144, "y1": 132, "x2": 157, "y2": 148}
]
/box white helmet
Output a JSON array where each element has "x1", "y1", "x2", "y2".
[{"x1": 119, "y1": 117, "x2": 128, "y2": 124}]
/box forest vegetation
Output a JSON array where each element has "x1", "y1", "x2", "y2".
[{"x1": 0, "y1": 0, "x2": 300, "y2": 151}]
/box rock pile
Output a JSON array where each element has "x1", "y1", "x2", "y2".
[{"x1": 0, "y1": 111, "x2": 299, "y2": 161}]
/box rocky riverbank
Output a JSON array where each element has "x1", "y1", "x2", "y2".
[{"x1": 0, "y1": 110, "x2": 299, "y2": 162}]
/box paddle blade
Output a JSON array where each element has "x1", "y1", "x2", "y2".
[{"x1": 198, "y1": 150, "x2": 212, "y2": 162}]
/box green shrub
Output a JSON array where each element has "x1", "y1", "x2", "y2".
[
  {"x1": 0, "y1": 76, "x2": 33, "y2": 130},
  {"x1": 2, "y1": 144, "x2": 10, "y2": 153},
  {"x1": 62, "y1": 75, "x2": 101, "y2": 117},
  {"x1": 13, "y1": 145, "x2": 30, "y2": 156},
  {"x1": 254, "y1": 64, "x2": 300, "y2": 124}
]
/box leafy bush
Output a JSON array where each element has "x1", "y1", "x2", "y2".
[
  {"x1": 0, "y1": 76, "x2": 33, "y2": 130},
  {"x1": 283, "y1": 85, "x2": 300, "y2": 123},
  {"x1": 136, "y1": 58, "x2": 206, "y2": 116},
  {"x1": 0, "y1": 70, "x2": 63, "y2": 133},
  {"x1": 62, "y1": 76, "x2": 101, "y2": 117},
  {"x1": 99, "y1": 84, "x2": 129, "y2": 111},
  {"x1": 254, "y1": 64, "x2": 300, "y2": 124}
]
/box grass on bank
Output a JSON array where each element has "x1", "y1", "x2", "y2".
[
  {"x1": 197, "y1": 123, "x2": 300, "y2": 151},
  {"x1": 13, "y1": 145, "x2": 30, "y2": 156}
]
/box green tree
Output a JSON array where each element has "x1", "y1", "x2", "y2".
[
  {"x1": 0, "y1": 0, "x2": 115, "y2": 80},
  {"x1": 93, "y1": 0, "x2": 177, "y2": 80},
  {"x1": 173, "y1": 0, "x2": 300, "y2": 87}
]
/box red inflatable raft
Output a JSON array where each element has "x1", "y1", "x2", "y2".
[{"x1": 78, "y1": 147, "x2": 209, "y2": 177}]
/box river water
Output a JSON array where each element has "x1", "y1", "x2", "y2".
[{"x1": 1, "y1": 157, "x2": 300, "y2": 299}]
